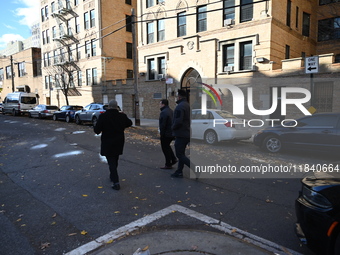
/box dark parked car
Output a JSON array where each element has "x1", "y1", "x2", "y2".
[
  {"x1": 28, "y1": 104, "x2": 59, "y2": 119},
  {"x1": 295, "y1": 170, "x2": 340, "y2": 255},
  {"x1": 253, "y1": 113, "x2": 340, "y2": 153},
  {"x1": 74, "y1": 103, "x2": 107, "y2": 126},
  {"x1": 53, "y1": 105, "x2": 83, "y2": 123}
]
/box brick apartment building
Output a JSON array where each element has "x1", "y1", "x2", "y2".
[
  {"x1": 39, "y1": 0, "x2": 136, "y2": 113},
  {"x1": 136, "y1": 0, "x2": 340, "y2": 121}
]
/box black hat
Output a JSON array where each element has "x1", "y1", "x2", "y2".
[{"x1": 178, "y1": 89, "x2": 187, "y2": 98}]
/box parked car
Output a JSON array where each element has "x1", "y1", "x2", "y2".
[
  {"x1": 295, "y1": 170, "x2": 340, "y2": 255},
  {"x1": 191, "y1": 109, "x2": 252, "y2": 144},
  {"x1": 28, "y1": 104, "x2": 59, "y2": 119},
  {"x1": 74, "y1": 103, "x2": 107, "y2": 126},
  {"x1": 0, "y1": 103, "x2": 3, "y2": 112},
  {"x1": 53, "y1": 105, "x2": 83, "y2": 123},
  {"x1": 253, "y1": 113, "x2": 340, "y2": 153},
  {"x1": 2, "y1": 92, "x2": 38, "y2": 116}
]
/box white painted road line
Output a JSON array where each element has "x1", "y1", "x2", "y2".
[{"x1": 65, "y1": 204, "x2": 302, "y2": 255}]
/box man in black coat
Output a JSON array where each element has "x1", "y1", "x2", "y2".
[
  {"x1": 171, "y1": 89, "x2": 192, "y2": 178},
  {"x1": 159, "y1": 99, "x2": 177, "y2": 169},
  {"x1": 94, "y1": 100, "x2": 132, "y2": 190}
]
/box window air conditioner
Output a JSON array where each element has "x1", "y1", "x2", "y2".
[
  {"x1": 224, "y1": 18, "x2": 233, "y2": 26},
  {"x1": 224, "y1": 66, "x2": 234, "y2": 72}
]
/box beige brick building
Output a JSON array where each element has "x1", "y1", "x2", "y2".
[
  {"x1": 39, "y1": 0, "x2": 136, "y2": 113},
  {"x1": 136, "y1": 0, "x2": 340, "y2": 121},
  {"x1": 0, "y1": 48, "x2": 42, "y2": 102}
]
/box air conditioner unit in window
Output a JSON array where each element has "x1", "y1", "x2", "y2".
[
  {"x1": 224, "y1": 66, "x2": 234, "y2": 72},
  {"x1": 157, "y1": 74, "x2": 165, "y2": 80},
  {"x1": 224, "y1": 18, "x2": 233, "y2": 27}
]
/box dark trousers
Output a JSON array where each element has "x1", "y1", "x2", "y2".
[
  {"x1": 106, "y1": 155, "x2": 119, "y2": 184},
  {"x1": 160, "y1": 136, "x2": 177, "y2": 166},
  {"x1": 174, "y1": 137, "x2": 191, "y2": 172}
]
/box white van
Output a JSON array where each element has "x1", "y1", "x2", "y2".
[{"x1": 2, "y1": 92, "x2": 38, "y2": 116}]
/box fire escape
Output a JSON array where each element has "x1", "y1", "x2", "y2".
[{"x1": 51, "y1": 1, "x2": 81, "y2": 96}]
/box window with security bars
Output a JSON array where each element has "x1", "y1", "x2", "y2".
[
  {"x1": 313, "y1": 82, "x2": 333, "y2": 112},
  {"x1": 240, "y1": 41, "x2": 252, "y2": 70},
  {"x1": 177, "y1": 12, "x2": 186, "y2": 37},
  {"x1": 240, "y1": 0, "x2": 253, "y2": 23},
  {"x1": 197, "y1": 6, "x2": 207, "y2": 33}
]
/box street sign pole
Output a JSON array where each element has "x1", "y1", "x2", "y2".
[{"x1": 305, "y1": 56, "x2": 319, "y2": 108}]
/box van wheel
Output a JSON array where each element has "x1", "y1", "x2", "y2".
[{"x1": 12, "y1": 109, "x2": 17, "y2": 116}]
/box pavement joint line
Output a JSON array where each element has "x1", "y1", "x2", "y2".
[{"x1": 65, "y1": 204, "x2": 302, "y2": 255}]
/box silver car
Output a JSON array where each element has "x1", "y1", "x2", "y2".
[
  {"x1": 28, "y1": 104, "x2": 59, "y2": 119},
  {"x1": 74, "y1": 103, "x2": 107, "y2": 126}
]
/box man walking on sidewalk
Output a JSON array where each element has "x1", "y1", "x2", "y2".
[
  {"x1": 94, "y1": 99, "x2": 132, "y2": 190},
  {"x1": 171, "y1": 90, "x2": 192, "y2": 178},
  {"x1": 159, "y1": 99, "x2": 177, "y2": 169}
]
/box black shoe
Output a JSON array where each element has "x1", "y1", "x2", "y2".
[
  {"x1": 171, "y1": 171, "x2": 183, "y2": 178},
  {"x1": 112, "y1": 183, "x2": 120, "y2": 190}
]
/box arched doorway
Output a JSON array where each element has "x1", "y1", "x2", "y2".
[{"x1": 181, "y1": 68, "x2": 202, "y2": 108}]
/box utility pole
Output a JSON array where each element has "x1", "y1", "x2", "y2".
[
  {"x1": 131, "y1": 8, "x2": 140, "y2": 126},
  {"x1": 10, "y1": 55, "x2": 15, "y2": 92}
]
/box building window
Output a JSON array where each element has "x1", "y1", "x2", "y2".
[
  {"x1": 67, "y1": 20, "x2": 72, "y2": 35},
  {"x1": 320, "y1": 0, "x2": 340, "y2": 5},
  {"x1": 285, "y1": 45, "x2": 290, "y2": 59},
  {"x1": 84, "y1": 12, "x2": 89, "y2": 29},
  {"x1": 318, "y1": 17, "x2": 340, "y2": 41},
  {"x1": 127, "y1": 69, "x2": 133, "y2": 78},
  {"x1": 147, "y1": 22, "x2": 154, "y2": 44},
  {"x1": 6, "y1": 66, "x2": 12, "y2": 79},
  {"x1": 177, "y1": 12, "x2": 186, "y2": 37},
  {"x1": 92, "y1": 68, "x2": 97, "y2": 85},
  {"x1": 0, "y1": 68, "x2": 3, "y2": 81},
  {"x1": 335, "y1": 54, "x2": 340, "y2": 63},
  {"x1": 126, "y1": 15, "x2": 132, "y2": 32},
  {"x1": 86, "y1": 69, "x2": 91, "y2": 85},
  {"x1": 77, "y1": 71, "x2": 82, "y2": 86},
  {"x1": 147, "y1": 0, "x2": 154, "y2": 8},
  {"x1": 75, "y1": 17, "x2": 80, "y2": 33},
  {"x1": 51, "y1": 2, "x2": 55, "y2": 13},
  {"x1": 197, "y1": 5, "x2": 207, "y2": 33},
  {"x1": 46, "y1": 29, "x2": 50, "y2": 43},
  {"x1": 77, "y1": 43, "x2": 81, "y2": 59},
  {"x1": 74, "y1": 0, "x2": 79, "y2": 6},
  {"x1": 158, "y1": 57, "x2": 166, "y2": 75},
  {"x1": 90, "y1": 9, "x2": 95, "y2": 27},
  {"x1": 59, "y1": 24, "x2": 65, "y2": 37},
  {"x1": 302, "y1": 12, "x2": 310, "y2": 37},
  {"x1": 53, "y1": 50, "x2": 58, "y2": 64},
  {"x1": 286, "y1": 0, "x2": 291, "y2": 27},
  {"x1": 41, "y1": 8, "x2": 45, "y2": 22},
  {"x1": 223, "y1": 0, "x2": 235, "y2": 21},
  {"x1": 240, "y1": 41, "x2": 252, "y2": 70},
  {"x1": 45, "y1": 76, "x2": 49, "y2": 90},
  {"x1": 42, "y1": 31, "x2": 46, "y2": 45},
  {"x1": 147, "y1": 58, "x2": 155, "y2": 80},
  {"x1": 240, "y1": 0, "x2": 253, "y2": 23},
  {"x1": 85, "y1": 41, "x2": 91, "y2": 57},
  {"x1": 126, "y1": 42, "x2": 133, "y2": 59},
  {"x1": 222, "y1": 44, "x2": 235, "y2": 71},
  {"x1": 18, "y1": 62, "x2": 26, "y2": 77},
  {"x1": 91, "y1": 39, "x2": 96, "y2": 56},
  {"x1": 126, "y1": 0, "x2": 132, "y2": 5},
  {"x1": 52, "y1": 26, "x2": 57, "y2": 39},
  {"x1": 157, "y1": 19, "x2": 165, "y2": 41}
]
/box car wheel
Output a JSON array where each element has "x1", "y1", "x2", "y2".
[
  {"x1": 53, "y1": 114, "x2": 57, "y2": 121},
  {"x1": 75, "y1": 115, "x2": 81, "y2": 125},
  {"x1": 65, "y1": 115, "x2": 71, "y2": 123},
  {"x1": 92, "y1": 116, "x2": 98, "y2": 127},
  {"x1": 204, "y1": 130, "x2": 218, "y2": 145},
  {"x1": 262, "y1": 135, "x2": 282, "y2": 153}
]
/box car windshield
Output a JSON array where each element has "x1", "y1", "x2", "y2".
[{"x1": 216, "y1": 110, "x2": 237, "y2": 119}]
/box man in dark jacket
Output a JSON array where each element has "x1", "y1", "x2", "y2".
[
  {"x1": 159, "y1": 99, "x2": 177, "y2": 169},
  {"x1": 171, "y1": 90, "x2": 192, "y2": 178},
  {"x1": 94, "y1": 100, "x2": 132, "y2": 190}
]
